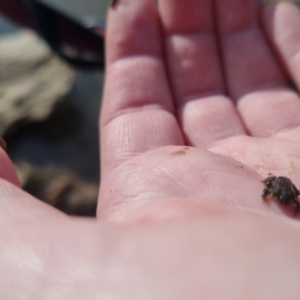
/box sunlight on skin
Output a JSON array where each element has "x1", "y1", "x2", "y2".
[{"x1": 1, "y1": 1, "x2": 300, "y2": 298}]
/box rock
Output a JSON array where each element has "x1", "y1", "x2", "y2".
[
  {"x1": 15, "y1": 161, "x2": 98, "y2": 216},
  {"x1": 0, "y1": 30, "x2": 75, "y2": 135}
]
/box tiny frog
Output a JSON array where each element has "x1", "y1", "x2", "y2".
[{"x1": 262, "y1": 176, "x2": 300, "y2": 216}]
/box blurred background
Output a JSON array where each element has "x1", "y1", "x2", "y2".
[
  {"x1": 0, "y1": 0, "x2": 113, "y2": 216},
  {"x1": 0, "y1": 0, "x2": 299, "y2": 217},
  {"x1": 41, "y1": 0, "x2": 110, "y2": 20}
]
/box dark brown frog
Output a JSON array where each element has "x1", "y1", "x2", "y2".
[{"x1": 262, "y1": 176, "x2": 300, "y2": 216}]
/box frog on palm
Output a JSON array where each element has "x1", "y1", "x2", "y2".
[{"x1": 262, "y1": 176, "x2": 300, "y2": 216}]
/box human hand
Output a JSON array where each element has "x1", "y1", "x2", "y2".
[
  {"x1": 2, "y1": 1, "x2": 300, "y2": 299},
  {"x1": 100, "y1": 0, "x2": 300, "y2": 219}
]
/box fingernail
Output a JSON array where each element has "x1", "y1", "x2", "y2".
[
  {"x1": 0, "y1": 137, "x2": 7, "y2": 151},
  {"x1": 111, "y1": 0, "x2": 120, "y2": 8}
]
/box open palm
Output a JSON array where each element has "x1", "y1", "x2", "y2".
[
  {"x1": 2, "y1": 1, "x2": 300, "y2": 299},
  {"x1": 99, "y1": 0, "x2": 300, "y2": 219}
]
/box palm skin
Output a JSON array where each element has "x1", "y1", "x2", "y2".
[
  {"x1": 99, "y1": 0, "x2": 300, "y2": 219},
  {"x1": 2, "y1": 1, "x2": 300, "y2": 299}
]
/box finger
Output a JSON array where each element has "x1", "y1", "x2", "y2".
[
  {"x1": 159, "y1": 0, "x2": 245, "y2": 148},
  {"x1": 101, "y1": 0, "x2": 184, "y2": 174},
  {"x1": 0, "y1": 180, "x2": 65, "y2": 220},
  {"x1": 262, "y1": 2, "x2": 300, "y2": 139},
  {"x1": 215, "y1": 0, "x2": 300, "y2": 138},
  {"x1": 0, "y1": 147, "x2": 21, "y2": 187}
]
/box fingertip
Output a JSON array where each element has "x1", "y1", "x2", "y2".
[
  {"x1": 106, "y1": 0, "x2": 161, "y2": 64},
  {"x1": 214, "y1": 0, "x2": 260, "y2": 34},
  {"x1": 262, "y1": 1, "x2": 300, "y2": 35},
  {"x1": 0, "y1": 149, "x2": 21, "y2": 188},
  {"x1": 158, "y1": 0, "x2": 214, "y2": 34},
  {"x1": 261, "y1": 1, "x2": 300, "y2": 78}
]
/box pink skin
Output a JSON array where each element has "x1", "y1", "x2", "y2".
[{"x1": 1, "y1": 1, "x2": 300, "y2": 298}]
